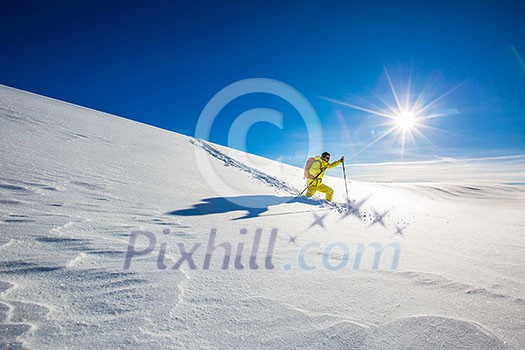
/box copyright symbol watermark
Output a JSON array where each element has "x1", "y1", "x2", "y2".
[{"x1": 194, "y1": 78, "x2": 323, "y2": 208}]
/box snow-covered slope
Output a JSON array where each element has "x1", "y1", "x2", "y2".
[{"x1": 1, "y1": 84, "x2": 524, "y2": 349}]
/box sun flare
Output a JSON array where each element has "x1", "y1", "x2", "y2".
[
  {"x1": 395, "y1": 111, "x2": 417, "y2": 131},
  {"x1": 322, "y1": 66, "x2": 457, "y2": 159}
]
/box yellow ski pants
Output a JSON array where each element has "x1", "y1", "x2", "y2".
[{"x1": 305, "y1": 179, "x2": 334, "y2": 201}]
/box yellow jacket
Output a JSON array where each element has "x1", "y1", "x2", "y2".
[{"x1": 306, "y1": 156, "x2": 342, "y2": 181}]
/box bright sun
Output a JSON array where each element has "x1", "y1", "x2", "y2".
[
  {"x1": 322, "y1": 66, "x2": 455, "y2": 159},
  {"x1": 395, "y1": 111, "x2": 417, "y2": 131}
]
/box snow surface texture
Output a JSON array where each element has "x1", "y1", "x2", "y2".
[{"x1": 1, "y1": 84, "x2": 524, "y2": 349}]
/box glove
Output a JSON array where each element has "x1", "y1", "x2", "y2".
[{"x1": 340, "y1": 156, "x2": 344, "y2": 162}]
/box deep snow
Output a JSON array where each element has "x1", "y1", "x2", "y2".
[{"x1": 1, "y1": 84, "x2": 524, "y2": 349}]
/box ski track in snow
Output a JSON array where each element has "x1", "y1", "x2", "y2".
[
  {"x1": 192, "y1": 139, "x2": 373, "y2": 215},
  {"x1": 191, "y1": 138, "x2": 300, "y2": 195}
]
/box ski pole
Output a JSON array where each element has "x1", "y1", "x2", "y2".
[
  {"x1": 298, "y1": 168, "x2": 324, "y2": 196},
  {"x1": 342, "y1": 159, "x2": 350, "y2": 203}
]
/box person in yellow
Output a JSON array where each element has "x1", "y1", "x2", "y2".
[{"x1": 304, "y1": 152, "x2": 344, "y2": 201}]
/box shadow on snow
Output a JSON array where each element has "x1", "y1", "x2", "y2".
[{"x1": 167, "y1": 195, "x2": 323, "y2": 220}]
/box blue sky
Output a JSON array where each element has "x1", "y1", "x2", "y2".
[{"x1": 1, "y1": 1, "x2": 524, "y2": 179}]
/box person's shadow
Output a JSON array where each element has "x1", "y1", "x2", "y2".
[{"x1": 167, "y1": 195, "x2": 323, "y2": 220}]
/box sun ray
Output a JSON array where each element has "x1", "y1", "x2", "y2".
[
  {"x1": 411, "y1": 127, "x2": 434, "y2": 146},
  {"x1": 402, "y1": 130, "x2": 417, "y2": 159},
  {"x1": 321, "y1": 97, "x2": 396, "y2": 119},
  {"x1": 384, "y1": 66, "x2": 404, "y2": 113},
  {"x1": 370, "y1": 90, "x2": 399, "y2": 115},
  {"x1": 349, "y1": 126, "x2": 398, "y2": 159},
  {"x1": 416, "y1": 123, "x2": 454, "y2": 134},
  {"x1": 400, "y1": 131, "x2": 407, "y2": 159},
  {"x1": 417, "y1": 82, "x2": 464, "y2": 115},
  {"x1": 418, "y1": 112, "x2": 449, "y2": 120},
  {"x1": 405, "y1": 71, "x2": 412, "y2": 112}
]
